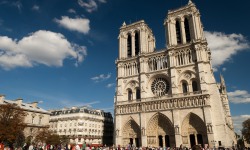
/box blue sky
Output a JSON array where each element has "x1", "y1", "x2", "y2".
[{"x1": 0, "y1": 0, "x2": 249, "y2": 134}]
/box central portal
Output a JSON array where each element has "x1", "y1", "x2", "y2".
[{"x1": 158, "y1": 135, "x2": 163, "y2": 147}]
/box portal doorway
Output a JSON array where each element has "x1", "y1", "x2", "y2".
[
  {"x1": 165, "y1": 135, "x2": 170, "y2": 147},
  {"x1": 197, "y1": 134, "x2": 203, "y2": 146},
  {"x1": 135, "y1": 138, "x2": 140, "y2": 147},
  {"x1": 190, "y1": 134, "x2": 196, "y2": 147},
  {"x1": 158, "y1": 135, "x2": 163, "y2": 147},
  {"x1": 130, "y1": 138, "x2": 133, "y2": 146}
]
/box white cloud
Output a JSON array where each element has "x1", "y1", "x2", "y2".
[
  {"x1": 0, "y1": 30, "x2": 87, "y2": 70},
  {"x1": 91, "y1": 73, "x2": 111, "y2": 82},
  {"x1": 106, "y1": 83, "x2": 115, "y2": 88},
  {"x1": 232, "y1": 115, "x2": 250, "y2": 135},
  {"x1": 12, "y1": 1, "x2": 22, "y2": 11},
  {"x1": 228, "y1": 90, "x2": 250, "y2": 103},
  {"x1": 54, "y1": 16, "x2": 90, "y2": 34},
  {"x1": 222, "y1": 67, "x2": 227, "y2": 72},
  {"x1": 68, "y1": 8, "x2": 76, "y2": 14},
  {"x1": 98, "y1": 0, "x2": 107, "y2": 3},
  {"x1": 204, "y1": 31, "x2": 249, "y2": 70},
  {"x1": 32, "y1": 5, "x2": 39, "y2": 11},
  {"x1": 78, "y1": 0, "x2": 106, "y2": 13},
  {"x1": 60, "y1": 100, "x2": 100, "y2": 108}
]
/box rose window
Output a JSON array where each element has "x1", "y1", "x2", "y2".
[{"x1": 151, "y1": 78, "x2": 170, "y2": 96}]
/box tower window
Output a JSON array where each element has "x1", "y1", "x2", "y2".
[
  {"x1": 192, "y1": 81, "x2": 198, "y2": 92},
  {"x1": 175, "y1": 20, "x2": 182, "y2": 44},
  {"x1": 128, "y1": 89, "x2": 133, "y2": 101},
  {"x1": 184, "y1": 18, "x2": 191, "y2": 43},
  {"x1": 127, "y1": 34, "x2": 132, "y2": 57},
  {"x1": 136, "y1": 88, "x2": 141, "y2": 99},
  {"x1": 135, "y1": 31, "x2": 140, "y2": 56},
  {"x1": 182, "y1": 82, "x2": 188, "y2": 93}
]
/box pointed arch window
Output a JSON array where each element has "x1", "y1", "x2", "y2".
[
  {"x1": 127, "y1": 34, "x2": 132, "y2": 57},
  {"x1": 136, "y1": 88, "x2": 141, "y2": 99},
  {"x1": 182, "y1": 82, "x2": 188, "y2": 93},
  {"x1": 135, "y1": 31, "x2": 140, "y2": 56},
  {"x1": 128, "y1": 89, "x2": 133, "y2": 101},
  {"x1": 184, "y1": 18, "x2": 191, "y2": 43},
  {"x1": 176, "y1": 20, "x2": 182, "y2": 44},
  {"x1": 192, "y1": 81, "x2": 198, "y2": 92}
]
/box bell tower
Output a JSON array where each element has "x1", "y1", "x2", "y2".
[
  {"x1": 118, "y1": 20, "x2": 155, "y2": 60},
  {"x1": 164, "y1": 0, "x2": 215, "y2": 95},
  {"x1": 164, "y1": 0, "x2": 205, "y2": 46}
]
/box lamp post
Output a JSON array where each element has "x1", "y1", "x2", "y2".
[{"x1": 211, "y1": 140, "x2": 216, "y2": 150}]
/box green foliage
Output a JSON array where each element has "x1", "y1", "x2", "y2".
[{"x1": 242, "y1": 118, "x2": 250, "y2": 144}]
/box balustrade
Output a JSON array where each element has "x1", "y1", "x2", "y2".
[{"x1": 116, "y1": 92, "x2": 209, "y2": 114}]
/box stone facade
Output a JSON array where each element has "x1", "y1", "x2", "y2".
[
  {"x1": 49, "y1": 106, "x2": 113, "y2": 145},
  {"x1": 114, "y1": 1, "x2": 236, "y2": 148},
  {"x1": 0, "y1": 95, "x2": 50, "y2": 139}
]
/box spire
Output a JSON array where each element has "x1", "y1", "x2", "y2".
[
  {"x1": 122, "y1": 21, "x2": 126, "y2": 26},
  {"x1": 188, "y1": 0, "x2": 193, "y2": 5},
  {"x1": 220, "y1": 73, "x2": 227, "y2": 94},
  {"x1": 220, "y1": 73, "x2": 225, "y2": 86}
]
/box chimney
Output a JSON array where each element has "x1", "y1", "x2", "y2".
[
  {"x1": 15, "y1": 98, "x2": 23, "y2": 106},
  {"x1": 31, "y1": 102, "x2": 38, "y2": 108},
  {"x1": 0, "y1": 95, "x2": 5, "y2": 103}
]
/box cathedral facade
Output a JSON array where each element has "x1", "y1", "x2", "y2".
[{"x1": 114, "y1": 1, "x2": 236, "y2": 148}]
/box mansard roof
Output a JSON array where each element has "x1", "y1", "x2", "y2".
[
  {"x1": 0, "y1": 99, "x2": 49, "y2": 114},
  {"x1": 50, "y1": 106, "x2": 113, "y2": 118}
]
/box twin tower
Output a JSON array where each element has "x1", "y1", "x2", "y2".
[{"x1": 114, "y1": 1, "x2": 236, "y2": 148}]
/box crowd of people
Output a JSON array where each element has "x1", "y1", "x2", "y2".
[{"x1": 0, "y1": 142, "x2": 249, "y2": 150}]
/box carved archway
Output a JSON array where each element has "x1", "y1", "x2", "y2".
[
  {"x1": 146, "y1": 113, "x2": 175, "y2": 147},
  {"x1": 181, "y1": 113, "x2": 208, "y2": 147},
  {"x1": 122, "y1": 118, "x2": 141, "y2": 146}
]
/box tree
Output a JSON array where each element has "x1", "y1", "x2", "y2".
[
  {"x1": 13, "y1": 131, "x2": 25, "y2": 148},
  {"x1": 34, "y1": 129, "x2": 51, "y2": 144},
  {"x1": 60, "y1": 135, "x2": 69, "y2": 145},
  {"x1": 0, "y1": 103, "x2": 27, "y2": 146},
  {"x1": 34, "y1": 129, "x2": 61, "y2": 145},
  {"x1": 46, "y1": 134, "x2": 61, "y2": 145},
  {"x1": 242, "y1": 118, "x2": 250, "y2": 144}
]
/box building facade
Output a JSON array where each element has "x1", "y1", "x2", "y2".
[
  {"x1": 114, "y1": 1, "x2": 236, "y2": 148},
  {"x1": 0, "y1": 95, "x2": 50, "y2": 138},
  {"x1": 49, "y1": 106, "x2": 113, "y2": 145}
]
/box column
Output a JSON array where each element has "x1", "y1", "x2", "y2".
[
  {"x1": 132, "y1": 33, "x2": 135, "y2": 56},
  {"x1": 163, "y1": 136, "x2": 166, "y2": 147},
  {"x1": 180, "y1": 17, "x2": 186, "y2": 44},
  {"x1": 195, "y1": 134, "x2": 198, "y2": 146},
  {"x1": 191, "y1": 15, "x2": 198, "y2": 40}
]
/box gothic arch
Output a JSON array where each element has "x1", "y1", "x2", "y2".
[
  {"x1": 122, "y1": 117, "x2": 141, "y2": 146},
  {"x1": 124, "y1": 80, "x2": 139, "y2": 93},
  {"x1": 181, "y1": 113, "x2": 208, "y2": 147},
  {"x1": 181, "y1": 80, "x2": 189, "y2": 93},
  {"x1": 147, "y1": 112, "x2": 174, "y2": 136},
  {"x1": 146, "y1": 112, "x2": 175, "y2": 147},
  {"x1": 175, "y1": 19, "x2": 182, "y2": 44}
]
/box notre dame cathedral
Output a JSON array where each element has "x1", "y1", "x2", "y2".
[{"x1": 114, "y1": 0, "x2": 236, "y2": 148}]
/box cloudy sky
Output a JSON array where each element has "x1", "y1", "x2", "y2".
[{"x1": 0, "y1": 0, "x2": 249, "y2": 134}]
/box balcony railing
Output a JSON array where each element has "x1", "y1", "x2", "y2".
[
  {"x1": 117, "y1": 90, "x2": 207, "y2": 105},
  {"x1": 116, "y1": 91, "x2": 210, "y2": 114}
]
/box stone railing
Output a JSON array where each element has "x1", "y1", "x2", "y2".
[
  {"x1": 116, "y1": 91, "x2": 210, "y2": 114},
  {"x1": 117, "y1": 90, "x2": 207, "y2": 105}
]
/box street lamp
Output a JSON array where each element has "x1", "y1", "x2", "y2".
[{"x1": 211, "y1": 140, "x2": 216, "y2": 150}]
